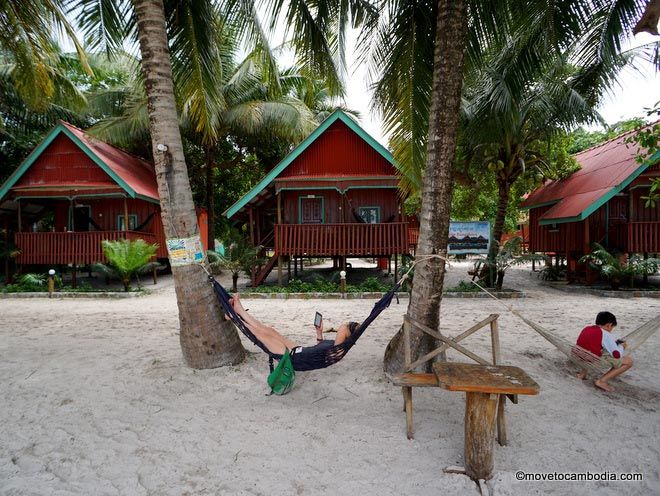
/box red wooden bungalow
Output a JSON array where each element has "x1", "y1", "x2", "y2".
[
  {"x1": 224, "y1": 110, "x2": 412, "y2": 285},
  {"x1": 521, "y1": 126, "x2": 660, "y2": 281},
  {"x1": 0, "y1": 121, "x2": 208, "y2": 276}
]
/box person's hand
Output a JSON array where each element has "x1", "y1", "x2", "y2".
[
  {"x1": 622, "y1": 341, "x2": 628, "y2": 349},
  {"x1": 315, "y1": 320, "x2": 324, "y2": 341}
]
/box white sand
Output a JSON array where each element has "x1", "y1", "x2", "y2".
[{"x1": 1, "y1": 263, "x2": 659, "y2": 495}]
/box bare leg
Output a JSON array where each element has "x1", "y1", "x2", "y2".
[
  {"x1": 594, "y1": 356, "x2": 633, "y2": 392},
  {"x1": 229, "y1": 295, "x2": 297, "y2": 354},
  {"x1": 577, "y1": 368, "x2": 588, "y2": 380}
]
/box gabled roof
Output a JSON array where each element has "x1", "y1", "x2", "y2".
[
  {"x1": 0, "y1": 121, "x2": 159, "y2": 203},
  {"x1": 521, "y1": 124, "x2": 660, "y2": 224},
  {"x1": 224, "y1": 110, "x2": 395, "y2": 219}
]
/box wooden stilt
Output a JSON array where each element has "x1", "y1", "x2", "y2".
[
  {"x1": 152, "y1": 266, "x2": 158, "y2": 285},
  {"x1": 72, "y1": 265, "x2": 77, "y2": 289},
  {"x1": 277, "y1": 193, "x2": 283, "y2": 285},
  {"x1": 123, "y1": 196, "x2": 129, "y2": 232}
]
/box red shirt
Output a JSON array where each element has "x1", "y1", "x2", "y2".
[{"x1": 576, "y1": 325, "x2": 603, "y2": 356}]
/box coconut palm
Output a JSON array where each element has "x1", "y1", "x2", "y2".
[
  {"x1": 460, "y1": 55, "x2": 605, "y2": 281},
  {"x1": 374, "y1": 0, "x2": 660, "y2": 373},
  {"x1": 0, "y1": 1, "x2": 89, "y2": 109}
]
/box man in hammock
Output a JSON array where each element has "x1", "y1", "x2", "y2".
[
  {"x1": 227, "y1": 294, "x2": 358, "y2": 357},
  {"x1": 575, "y1": 311, "x2": 633, "y2": 392}
]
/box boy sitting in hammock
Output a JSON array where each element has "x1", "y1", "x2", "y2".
[
  {"x1": 575, "y1": 311, "x2": 633, "y2": 392},
  {"x1": 228, "y1": 294, "x2": 358, "y2": 356}
]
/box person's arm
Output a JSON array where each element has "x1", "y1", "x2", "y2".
[
  {"x1": 601, "y1": 331, "x2": 625, "y2": 358},
  {"x1": 315, "y1": 321, "x2": 324, "y2": 342}
]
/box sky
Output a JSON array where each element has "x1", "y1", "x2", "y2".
[{"x1": 341, "y1": 30, "x2": 660, "y2": 146}]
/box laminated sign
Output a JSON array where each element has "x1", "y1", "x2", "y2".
[{"x1": 166, "y1": 236, "x2": 205, "y2": 266}]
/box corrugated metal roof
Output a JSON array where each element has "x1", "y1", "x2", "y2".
[
  {"x1": 521, "y1": 124, "x2": 658, "y2": 222},
  {"x1": 61, "y1": 123, "x2": 159, "y2": 201}
]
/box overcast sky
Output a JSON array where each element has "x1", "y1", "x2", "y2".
[{"x1": 341, "y1": 31, "x2": 660, "y2": 146}]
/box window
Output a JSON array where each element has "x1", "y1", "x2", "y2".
[
  {"x1": 358, "y1": 206, "x2": 380, "y2": 224},
  {"x1": 117, "y1": 214, "x2": 138, "y2": 231}
]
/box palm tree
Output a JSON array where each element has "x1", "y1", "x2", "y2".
[
  {"x1": 130, "y1": 0, "x2": 246, "y2": 368},
  {"x1": 461, "y1": 55, "x2": 604, "y2": 282},
  {"x1": 0, "y1": 1, "x2": 89, "y2": 109},
  {"x1": 375, "y1": 0, "x2": 660, "y2": 373}
]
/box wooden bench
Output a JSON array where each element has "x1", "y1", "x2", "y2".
[{"x1": 392, "y1": 373, "x2": 438, "y2": 440}]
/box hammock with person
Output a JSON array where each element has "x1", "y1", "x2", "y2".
[
  {"x1": 471, "y1": 281, "x2": 660, "y2": 376},
  {"x1": 211, "y1": 276, "x2": 402, "y2": 371}
]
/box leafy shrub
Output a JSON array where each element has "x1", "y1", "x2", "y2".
[{"x1": 93, "y1": 239, "x2": 160, "y2": 291}]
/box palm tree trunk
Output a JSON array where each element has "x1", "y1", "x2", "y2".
[
  {"x1": 482, "y1": 181, "x2": 511, "y2": 286},
  {"x1": 205, "y1": 146, "x2": 216, "y2": 251},
  {"x1": 384, "y1": 0, "x2": 468, "y2": 375},
  {"x1": 133, "y1": 0, "x2": 245, "y2": 368}
]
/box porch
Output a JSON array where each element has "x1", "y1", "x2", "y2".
[
  {"x1": 274, "y1": 222, "x2": 410, "y2": 256},
  {"x1": 609, "y1": 221, "x2": 660, "y2": 253},
  {"x1": 14, "y1": 231, "x2": 160, "y2": 265}
]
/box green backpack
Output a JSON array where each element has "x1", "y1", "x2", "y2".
[{"x1": 267, "y1": 349, "x2": 296, "y2": 395}]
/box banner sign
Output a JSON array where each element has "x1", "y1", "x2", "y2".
[
  {"x1": 166, "y1": 236, "x2": 205, "y2": 266},
  {"x1": 448, "y1": 221, "x2": 491, "y2": 254}
]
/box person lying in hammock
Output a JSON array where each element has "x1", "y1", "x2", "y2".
[
  {"x1": 228, "y1": 294, "x2": 359, "y2": 357},
  {"x1": 575, "y1": 311, "x2": 633, "y2": 392}
]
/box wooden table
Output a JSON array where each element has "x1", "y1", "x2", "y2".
[{"x1": 433, "y1": 362, "x2": 539, "y2": 481}]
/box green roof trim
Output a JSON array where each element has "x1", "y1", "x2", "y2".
[
  {"x1": 224, "y1": 110, "x2": 395, "y2": 219},
  {"x1": 0, "y1": 123, "x2": 138, "y2": 201},
  {"x1": 539, "y1": 151, "x2": 659, "y2": 225}
]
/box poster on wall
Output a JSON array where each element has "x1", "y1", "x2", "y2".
[{"x1": 448, "y1": 221, "x2": 490, "y2": 254}]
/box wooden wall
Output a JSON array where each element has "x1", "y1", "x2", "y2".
[
  {"x1": 16, "y1": 134, "x2": 116, "y2": 188},
  {"x1": 280, "y1": 188, "x2": 399, "y2": 224},
  {"x1": 280, "y1": 120, "x2": 395, "y2": 178}
]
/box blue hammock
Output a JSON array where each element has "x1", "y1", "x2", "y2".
[{"x1": 211, "y1": 277, "x2": 400, "y2": 372}]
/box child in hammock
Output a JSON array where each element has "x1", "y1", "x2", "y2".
[
  {"x1": 575, "y1": 311, "x2": 633, "y2": 392},
  {"x1": 227, "y1": 294, "x2": 358, "y2": 356}
]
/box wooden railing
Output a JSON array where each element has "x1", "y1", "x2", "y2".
[
  {"x1": 15, "y1": 231, "x2": 159, "y2": 265},
  {"x1": 275, "y1": 222, "x2": 410, "y2": 257},
  {"x1": 627, "y1": 221, "x2": 660, "y2": 253},
  {"x1": 408, "y1": 227, "x2": 420, "y2": 248}
]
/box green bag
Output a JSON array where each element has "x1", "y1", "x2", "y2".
[{"x1": 267, "y1": 349, "x2": 296, "y2": 395}]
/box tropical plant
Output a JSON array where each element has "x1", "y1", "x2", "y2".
[
  {"x1": 471, "y1": 237, "x2": 546, "y2": 290},
  {"x1": 0, "y1": 1, "x2": 89, "y2": 111},
  {"x1": 214, "y1": 235, "x2": 265, "y2": 291},
  {"x1": 579, "y1": 242, "x2": 660, "y2": 289},
  {"x1": 93, "y1": 239, "x2": 160, "y2": 291}
]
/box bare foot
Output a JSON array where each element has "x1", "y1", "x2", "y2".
[
  {"x1": 576, "y1": 371, "x2": 587, "y2": 380},
  {"x1": 594, "y1": 380, "x2": 614, "y2": 392}
]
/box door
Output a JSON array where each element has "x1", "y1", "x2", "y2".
[
  {"x1": 300, "y1": 197, "x2": 324, "y2": 224},
  {"x1": 73, "y1": 205, "x2": 91, "y2": 231}
]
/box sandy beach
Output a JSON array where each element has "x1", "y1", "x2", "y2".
[{"x1": 1, "y1": 262, "x2": 659, "y2": 495}]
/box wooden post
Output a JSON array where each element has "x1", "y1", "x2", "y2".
[
  {"x1": 17, "y1": 199, "x2": 22, "y2": 232},
  {"x1": 277, "y1": 192, "x2": 283, "y2": 285},
  {"x1": 403, "y1": 318, "x2": 414, "y2": 439},
  {"x1": 71, "y1": 264, "x2": 77, "y2": 289},
  {"x1": 394, "y1": 254, "x2": 398, "y2": 282},
  {"x1": 123, "y1": 196, "x2": 129, "y2": 232},
  {"x1": 464, "y1": 392, "x2": 498, "y2": 481},
  {"x1": 490, "y1": 317, "x2": 507, "y2": 446},
  {"x1": 583, "y1": 218, "x2": 592, "y2": 285},
  {"x1": 249, "y1": 208, "x2": 255, "y2": 245},
  {"x1": 152, "y1": 266, "x2": 158, "y2": 285}
]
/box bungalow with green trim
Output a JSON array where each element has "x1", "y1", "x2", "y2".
[
  {"x1": 0, "y1": 121, "x2": 208, "y2": 275},
  {"x1": 521, "y1": 125, "x2": 660, "y2": 282},
  {"x1": 224, "y1": 110, "x2": 413, "y2": 285}
]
